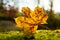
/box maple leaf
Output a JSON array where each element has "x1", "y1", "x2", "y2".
[{"x1": 14, "y1": 6, "x2": 48, "y2": 35}]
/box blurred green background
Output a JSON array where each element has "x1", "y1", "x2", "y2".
[{"x1": 0, "y1": 0, "x2": 60, "y2": 40}]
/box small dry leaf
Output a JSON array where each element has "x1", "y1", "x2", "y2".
[{"x1": 14, "y1": 6, "x2": 48, "y2": 35}]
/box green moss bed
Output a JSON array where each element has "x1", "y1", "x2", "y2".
[{"x1": 0, "y1": 30, "x2": 60, "y2": 40}]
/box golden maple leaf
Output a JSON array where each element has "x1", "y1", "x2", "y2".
[{"x1": 14, "y1": 6, "x2": 48, "y2": 35}]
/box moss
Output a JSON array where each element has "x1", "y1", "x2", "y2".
[{"x1": 0, "y1": 30, "x2": 60, "y2": 40}]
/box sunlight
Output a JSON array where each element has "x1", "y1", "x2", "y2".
[
  {"x1": 3, "y1": 0, "x2": 60, "y2": 13},
  {"x1": 53, "y1": 0, "x2": 60, "y2": 12},
  {"x1": 39, "y1": 0, "x2": 50, "y2": 10}
]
